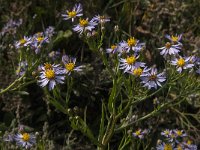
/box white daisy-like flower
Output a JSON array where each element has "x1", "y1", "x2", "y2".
[
  {"x1": 140, "y1": 68, "x2": 166, "y2": 89},
  {"x1": 183, "y1": 140, "x2": 198, "y2": 150},
  {"x1": 158, "y1": 42, "x2": 181, "y2": 57},
  {"x1": 73, "y1": 18, "x2": 97, "y2": 34},
  {"x1": 62, "y1": 3, "x2": 83, "y2": 22},
  {"x1": 92, "y1": 15, "x2": 110, "y2": 24},
  {"x1": 62, "y1": 55, "x2": 83, "y2": 75},
  {"x1": 171, "y1": 56, "x2": 194, "y2": 73},
  {"x1": 119, "y1": 54, "x2": 145, "y2": 72},
  {"x1": 15, "y1": 36, "x2": 32, "y2": 49},
  {"x1": 165, "y1": 34, "x2": 182, "y2": 44},
  {"x1": 15, "y1": 132, "x2": 36, "y2": 149},
  {"x1": 119, "y1": 37, "x2": 145, "y2": 53},
  {"x1": 106, "y1": 44, "x2": 118, "y2": 53},
  {"x1": 38, "y1": 63, "x2": 65, "y2": 90}
]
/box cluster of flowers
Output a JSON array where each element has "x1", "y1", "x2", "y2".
[
  {"x1": 62, "y1": 3, "x2": 110, "y2": 35},
  {"x1": 15, "y1": 26, "x2": 55, "y2": 54},
  {"x1": 0, "y1": 19, "x2": 23, "y2": 36},
  {"x1": 4, "y1": 132, "x2": 36, "y2": 149},
  {"x1": 38, "y1": 55, "x2": 83, "y2": 90},
  {"x1": 132, "y1": 128, "x2": 150, "y2": 139},
  {"x1": 158, "y1": 34, "x2": 200, "y2": 74},
  {"x1": 106, "y1": 36, "x2": 166, "y2": 90},
  {"x1": 157, "y1": 129, "x2": 197, "y2": 150}
]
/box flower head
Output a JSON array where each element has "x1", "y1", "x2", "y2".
[
  {"x1": 15, "y1": 36, "x2": 32, "y2": 49},
  {"x1": 62, "y1": 3, "x2": 83, "y2": 22},
  {"x1": 158, "y1": 42, "x2": 181, "y2": 57},
  {"x1": 165, "y1": 34, "x2": 182, "y2": 44},
  {"x1": 132, "y1": 129, "x2": 149, "y2": 139},
  {"x1": 73, "y1": 18, "x2": 97, "y2": 34},
  {"x1": 157, "y1": 142, "x2": 174, "y2": 150},
  {"x1": 15, "y1": 132, "x2": 36, "y2": 149},
  {"x1": 106, "y1": 44, "x2": 118, "y2": 53},
  {"x1": 140, "y1": 68, "x2": 166, "y2": 89},
  {"x1": 62, "y1": 55, "x2": 83, "y2": 75},
  {"x1": 38, "y1": 63, "x2": 65, "y2": 90},
  {"x1": 92, "y1": 15, "x2": 110, "y2": 24},
  {"x1": 171, "y1": 56, "x2": 194, "y2": 73},
  {"x1": 119, "y1": 54, "x2": 145, "y2": 72}
]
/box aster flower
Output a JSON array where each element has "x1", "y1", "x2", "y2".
[
  {"x1": 15, "y1": 36, "x2": 32, "y2": 49},
  {"x1": 106, "y1": 44, "x2": 118, "y2": 53},
  {"x1": 161, "y1": 129, "x2": 172, "y2": 138},
  {"x1": 183, "y1": 140, "x2": 198, "y2": 150},
  {"x1": 44, "y1": 26, "x2": 55, "y2": 38},
  {"x1": 62, "y1": 3, "x2": 83, "y2": 22},
  {"x1": 119, "y1": 37, "x2": 145, "y2": 53},
  {"x1": 128, "y1": 67, "x2": 150, "y2": 77},
  {"x1": 173, "y1": 129, "x2": 187, "y2": 138},
  {"x1": 119, "y1": 54, "x2": 145, "y2": 72},
  {"x1": 140, "y1": 68, "x2": 166, "y2": 89},
  {"x1": 132, "y1": 129, "x2": 149, "y2": 139},
  {"x1": 171, "y1": 56, "x2": 194, "y2": 73},
  {"x1": 62, "y1": 55, "x2": 83, "y2": 75},
  {"x1": 15, "y1": 132, "x2": 36, "y2": 149},
  {"x1": 38, "y1": 63, "x2": 65, "y2": 90},
  {"x1": 165, "y1": 34, "x2": 182, "y2": 44},
  {"x1": 158, "y1": 42, "x2": 181, "y2": 57},
  {"x1": 73, "y1": 18, "x2": 97, "y2": 34},
  {"x1": 92, "y1": 15, "x2": 110, "y2": 24},
  {"x1": 157, "y1": 142, "x2": 174, "y2": 150}
]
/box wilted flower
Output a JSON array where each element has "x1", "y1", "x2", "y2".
[
  {"x1": 16, "y1": 61, "x2": 28, "y2": 76},
  {"x1": 171, "y1": 56, "x2": 194, "y2": 73},
  {"x1": 73, "y1": 18, "x2": 97, "y2": 34},
  {"x1": 38, "y1": 63, "x2": 65, "y2": 90},
  {"x1": 158, "y1": 42, "x2": 181, "y2": 57},
  {"x1": 140, "y1": 68, "x2": 166, "y2": 89},
  {"x1": 92, "y1": 15, "x2": 110, "y2": 24},
  {"x1": 15, "y1": 132, "x2": 36, "y2": 149},
  {"x1": 62, "y1": 55, "x2": 83, "y2": 75},
  {"x1": 44, "y1": 26, "x2": 55, "y2": 38},
  {"x1": 62, "y1": 3, "x2": 83, "y2": 22}
]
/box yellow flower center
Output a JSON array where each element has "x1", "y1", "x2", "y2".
[
  {"x1": 111, "y1": 45, "x2": 117, "y2": 50},
  {"x1": 171, "y1": 35, "x2": 179, "y2": 42},
  {"x1": 37, "y1": 37, "x2": 44, "y2": 42},
  {"x1": 164, "y1": 130, "x2": 169, "y2": 135},
  {"x1": 164, "y1": 144, "x2": 173, "y2": 150},
  {"x1": 177, "y1": 145, "x2": 183, "y2": 150},
  {"x1": 135, "y1": 130, "x2": 141, "y2": 136},
  {"x1": 177, "y1": 58, "x2": 185, "y2": 67},
  {"x1": 79, "y1": 19, "x2": 88, "y2": 27},
  {"x1": 149, "y1": 74, "x2": 157, "y2": 81},
  {"x1": 133, "y1": 68, "x2": 143, "y2": 76},
  {"x1": 187, "y1": 140, "x2": 192, "y2": 145},
  {"x1": 68, "y1": 11, "x2": 77, "y2": 18},
  {"x1": 127, "y1": 37, "x2": 137, "y2": 47},
  {"x1": 65, "y1": 63, "x2": 75, "y2": 71},
  {"x1": 176, "y1": 130, "x2": 182, "y2": 136},
  {"x1": 22, "y1": 133, "x2": 30, "y2": 142},
  {"x1": 20, "y1": 39, "x2": 26, "y2": 44},
  {"x1": 44, "y1": 63, "x2": 53, "y2": 70},
  {"x1": 126, "y1": 56, "x2": 136, "y2": 65},
  {"x1": 165, "y1": 42, "x2": 171, "y2": 49},
  {"x1": 45, "y1": 69, "x2": 55, "y2": 79}
]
